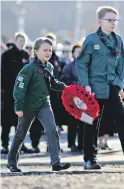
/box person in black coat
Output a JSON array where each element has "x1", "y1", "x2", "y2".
[
  {"x1": 60, "y1": 43, "x2": 85, "y2": 152},
  {"x1": 1, "y1": 32, "x2": 32, "y2": 154}
]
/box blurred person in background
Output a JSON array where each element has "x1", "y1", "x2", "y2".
[
  {"x1": 59, "y1": 45, "x2": 72, "y2": 73},
  {"x1": 55, "y1": 43, "x2": 63, "y2": 58},
  {"x1": 58, "y1": 44, "x2": 73, "y2": 129},
  {"x1": 25, "y1": 41, "x2": 33, "y2": 60},
  {"x1": 1, "y1": 32, "x2": 32, "y2": 154},
  {"x1": 45, "y1": 32, "x2": 64, "y2": 132},
  {"x1": 45, "y1": 32, "x2": 61, "y2": 79},
  {"x1": 61, "y1": 42, "x2": 84, "y2": 152}
]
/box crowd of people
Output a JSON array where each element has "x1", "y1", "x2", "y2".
[{"x1": 1, "y1": 31, "x2": 116, "y2": 155}]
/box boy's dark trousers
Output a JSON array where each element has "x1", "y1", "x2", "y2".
[
  {"x1": 8, "y1": 106, "x2": 60, "y2": 166},
  {"x1": 83, "y1": 85, "x2": 124, "y2": 162}
]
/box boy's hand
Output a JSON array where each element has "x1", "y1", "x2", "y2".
[
  {"x1": 85, "y1": 86, "x2": 91, "y2": 94},
  {"x1": 15, "y1": 111, "x2": 23, "y2": 117},
  {"x1": 119, "y1": 89, "x2": 124, "y2": 99}
]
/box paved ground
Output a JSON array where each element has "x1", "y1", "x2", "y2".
[{"x1": 1, "y1": 127, "x2": 124, "y2": 189}]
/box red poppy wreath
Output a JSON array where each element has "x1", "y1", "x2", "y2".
[{"x1": 61, "y1": 85, "x2": 100, "y2": 125}]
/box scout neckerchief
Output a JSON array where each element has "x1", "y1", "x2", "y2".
[
  {"x1": 35, "y1": 57, "x2": 55, "y2": 90},
  {"x1": 97, "y1": 26, "x2": 118, "y2": 56}
]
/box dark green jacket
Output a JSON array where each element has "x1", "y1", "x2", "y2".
[
  {"x1": 76, "y1": 30, "x2": 124, "y2": 99},
  {"x1": 13, "y1": 58, "x2": 66, "y2": 112}
]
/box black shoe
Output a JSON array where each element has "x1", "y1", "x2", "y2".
[
  {"x1": 32, "y1": 147, "x2": 40, "y2": 153},
  {"x1": 6, "y1": 164, "x2": 22, "y2": 172},
  {"x1": 84, "y1": 160, "x2": 101, "y2": 170},
  {"x1": 21, "y1": 145, "x2": 33, "y2": 153},
  {"x1": 71, "y1": 145, "x2": 78, "y2": 152},
  {"x1": 52, "y1": 163, "x2": 71, "y2": 171},
  {"x1": 1, "y1": 147, "x2": 9, "y2": 154}
]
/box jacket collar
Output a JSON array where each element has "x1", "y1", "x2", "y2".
[
  {"x1": 34, "y1": 56, "x2": 48, "y2": 67},
  {"x1": 96, "y1": 26, "x2": 119, "y2": 56}
]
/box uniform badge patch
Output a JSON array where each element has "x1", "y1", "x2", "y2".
[
  {"x1": 17, "y1": 75, "x2": 24, "y2": 82},
  {"x1": 19, "y1": 82, "x2": 24, "y2": 88},
  {"x1": 94, "y1": 45, "x2": 100, "y2": 50}
]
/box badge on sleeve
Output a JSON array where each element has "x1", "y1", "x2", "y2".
[
  {"x1": 94, "y1": 45, "x2": 100, "y2": 50},
  {"x1": 19, "y1": 82, "x2": 24, "y2": 88},
  {"x1": 17, "y1": 75, "x2": 25, "y2": 82}
]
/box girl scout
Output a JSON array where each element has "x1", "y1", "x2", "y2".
[{"x1": 7, "y1": 37, "x2": 71, "y2": 172}]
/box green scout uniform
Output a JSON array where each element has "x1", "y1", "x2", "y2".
[
  {"x1": 76, "y1": 27, "x2": 124, "y2": 99},
  {"x1": 8, "y1": 58, "x2": 66, "y2": 167},
  {"x1": 13, "y1": 58, "x2": 66, "y2": 112},
  {"x1": 75, "y1": 27, "x2": 124, "y2": 163}
]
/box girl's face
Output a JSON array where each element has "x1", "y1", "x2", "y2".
[{"x1": 35, "y1": 42, "x2": 53, "y2": 62}]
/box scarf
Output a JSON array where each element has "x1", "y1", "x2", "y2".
[
  {"x1": 97, "y1": 27, "x2": 119, "y2": 56},
  {"x1": 35, "y1": 57, "x2": 55, "y2": 91}
]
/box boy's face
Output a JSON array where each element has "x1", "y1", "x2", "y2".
[
  {"x1": 35, "y1": 42, "x2": 52, "y2": 62},
  {"x1": 98, "y1": 12, "x2": 119, "y2": 33}
]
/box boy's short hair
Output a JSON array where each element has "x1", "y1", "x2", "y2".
[
  {"x1": 96, "y1": 6, "x2": 119, "y2": 19},
  {"x1": 34, "y1": 37, "x2": 53, "y2": 50},
  {"x1": 33, "y1": 37, "x2": 53, "y2": 57},
  {"x1": 14, "y1": 32, "x2": 26, "y2": 41}
]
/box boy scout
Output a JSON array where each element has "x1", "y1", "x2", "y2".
[
  {"x1": 76, "y1": 6, "x2": 124, "y2": 169},
  {"x1": 7, "y1": 37, "x2": 71, "y2": 172}
]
